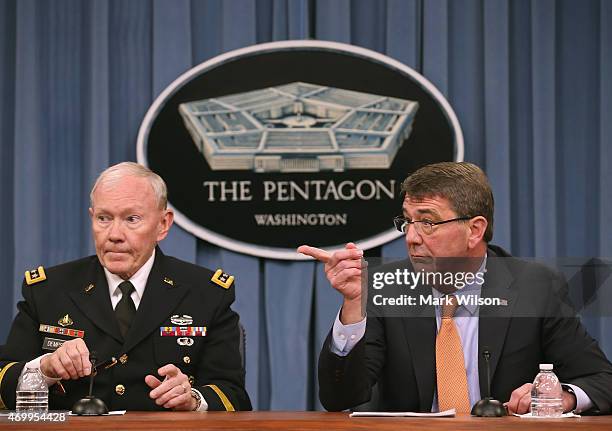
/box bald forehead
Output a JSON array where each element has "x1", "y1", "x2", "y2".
[{"x1": 91, "y1": 175, "x2": 157, "y2": 208}]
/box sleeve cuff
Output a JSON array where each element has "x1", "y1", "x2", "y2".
[
  {"x1": 191, "y1": 388, "x2": 209, "y2": 411},
  {"x1": 200, "y1": 384, "x2": 236, "y2": 411},
  {"x1": 25, "y1": 354, "x2": 62, "y2": 386},
  {"x1": 563, "y1": 383, "x2": 593, "y2": 413},
  {"x1": 330, "y1": 310, "x2": 366, "y2": 356}
]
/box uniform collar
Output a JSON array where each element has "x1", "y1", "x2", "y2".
[{"x1": 105, "y1": 248, "x2": 156, "y2": 305}]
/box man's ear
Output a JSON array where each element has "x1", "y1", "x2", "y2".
[
  {"x1": 157, "y1": 209, "x2": 174, "y2": 242},
  {"x1": 467, "y1": 216, "x2": 487, "y2": 249}
]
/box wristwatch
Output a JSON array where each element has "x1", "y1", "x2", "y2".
[{"x1": 190, "y1": 388, "x2": 202, "y2": 411}]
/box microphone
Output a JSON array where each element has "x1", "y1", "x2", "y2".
[
  {"x1": 471, "y1": 348, "x2": 506, "y2": 417},
  {"x1": 72, "y1": 351, "x2": 110, "y2": 415}
]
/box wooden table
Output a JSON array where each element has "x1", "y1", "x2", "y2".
[{"x1": 2, "y1": 411, "x2": 611, "y2": 430}]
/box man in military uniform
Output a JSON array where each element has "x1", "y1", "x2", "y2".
[{"x1": 0, "y1": 162, "x2": 251, "y2": 411}]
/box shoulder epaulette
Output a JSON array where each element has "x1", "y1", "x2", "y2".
[
  {"x1": 25, "y1": 266, "x2": 47, "y2": 285},
  {"x1": 211, "y1": 269, "x2": 234, "y2": 289}
]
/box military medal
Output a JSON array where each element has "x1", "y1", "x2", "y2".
[
  {"x1": 177, "y1": 337, "x2": 194, "y2": 346},
  {"x1": 57, "y1": 314, "x2": 74, "y2": 327},
  {"x1": 170, "y1": 315, "x2": 193, "y2": 325},
  {"x1": 39, "y1": 324, "x2": 84, "y2": 338},
  {"x1": 160, "y1": 326, "x2": 206, "y2": 337}
]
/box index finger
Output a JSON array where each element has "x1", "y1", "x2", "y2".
[
  {"x1": 297, "y1": 245, "x2": 331, "y2": 263},
  {"x1": 157, "y1": 364, "x2": 180, "y2": 378},
  {"x1": 75, "y1": 340, "x2": 91, "y2": 376}
]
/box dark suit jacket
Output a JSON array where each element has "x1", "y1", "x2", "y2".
[
  {"x1": 0, "y1": 249, "x2": 251, "y2": 411},
  {"x1": 319, "y1": 245, "x2": 612, "y2": 413}
]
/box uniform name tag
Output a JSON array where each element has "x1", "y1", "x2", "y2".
[{"x1": 42, "y1": 337, "x2": 65, "y2": 351}]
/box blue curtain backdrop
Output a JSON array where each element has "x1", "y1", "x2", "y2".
[{"x1": 0, "y1": 0, "x2": 610, "y2": 410}]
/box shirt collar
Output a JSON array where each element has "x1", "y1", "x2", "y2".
[
  {"x1": 106, "y1": 248, "x2": 156, "y2": 302},
  {"x1": 431, "y1": 254, "x2": 487, "y2": 316}
]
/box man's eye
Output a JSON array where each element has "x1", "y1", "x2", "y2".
[
  {"x1": 97, "y1": 215, "x2": 111, "y2": 223},
  {"x1": 126, "y1": 215, "x2": 141, "y2": 223},
  {"x1": 420, "y1": 219, "x2": 435, "y2": 226}
]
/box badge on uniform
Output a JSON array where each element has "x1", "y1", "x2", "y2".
[
  {"x1": 25, "y1": 266, "x2": 47, "y2": 285},
  {"x1": 160, "y1": 326, "x2": 206, "y2": 337},
  {"x1": 39, "y1": 324, "x2": 84, "y2": 338},
  {"x1": 42, "y1": 337, "x2": 65, "y2": 351},
  {"x1": 177, "y1": 337, "x2": 194, "y2": 346},
  {"x1": 170, "y1": 315, "x2": 193, "y2": 325},
  {"x1": 211, "y1": 269, "x2": 234, "y2": 289},
  {"x1": 58, "y1": 314, "x2": 73, "y2": 327}
]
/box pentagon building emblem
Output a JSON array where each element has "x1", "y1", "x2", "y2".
[
  {"x1": 178, "y1": 82, "x2": 419, "y2": 173},
  {"x1": 138, "y1": 40, "x2": 462, "y2": 259}
]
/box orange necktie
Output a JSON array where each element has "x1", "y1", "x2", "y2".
[{"x1": 435, "y1": 295, "x2": 471, "y2": 413}]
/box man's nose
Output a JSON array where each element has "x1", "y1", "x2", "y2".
[
  {"x1": 108, "y1": 220, "x2": 124, "y2": 241},
  {"x1": 405, "y1": 223, "x2": 422, "y2": 246}
]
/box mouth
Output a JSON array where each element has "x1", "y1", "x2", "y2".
[
  {"x1": 104, "y1": 251, "x2": 129, "y2": 259},
  {"x1": 410, "y1": 254, "x2": 433, "y2": 264}
]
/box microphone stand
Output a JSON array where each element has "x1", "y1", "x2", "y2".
[
  {"x1": 471, "y1": 349, "x2": 506, "y2": 417},
  {"x1": 72, "y1": 352, "x2": 110, "y2": 415}
]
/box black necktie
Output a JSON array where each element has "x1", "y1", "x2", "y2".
[{"x1": 115, "y1": 281, "x2": 136, "y2": 338}]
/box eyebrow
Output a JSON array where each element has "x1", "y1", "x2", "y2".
[{"x1": 403, "y1": 208, "x2": 441, "y2": 218}]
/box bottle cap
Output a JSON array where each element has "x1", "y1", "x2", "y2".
[{"x1": 539, "y1": 363, "x2": 553, "y2": 370}]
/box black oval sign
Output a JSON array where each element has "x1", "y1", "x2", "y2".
[{"x1": 137, "y1": 41, "x2": 463, "y2": 259}]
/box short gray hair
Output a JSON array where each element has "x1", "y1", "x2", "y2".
[{"x1": 90, "y1": 162, "x2": 168, "y2": 210}]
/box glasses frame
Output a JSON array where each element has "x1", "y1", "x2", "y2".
[{"x1": 393, "y1": 215, "x2": 474, "y2": 236}]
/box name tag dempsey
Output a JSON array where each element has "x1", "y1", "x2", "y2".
[
  {"x1": 160, "y1": 326, "x2": 207, "y2": 337},
  {"x1": 42, "y1": 337, "x2": 66, "y2": 351}
]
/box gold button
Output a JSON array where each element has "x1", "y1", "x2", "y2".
[
  {"x1": 183, "y1": 356, "x2": 191, "y2": 364},
  {"x1": 188, "y1": 375, "x2": 195, "y2": 385},
  {"x1": 119, "y1": 354, "x2": 128, "y2": 364},
  {"x1": 115, "y1": 384, "x2": 125, "y2": 396}
]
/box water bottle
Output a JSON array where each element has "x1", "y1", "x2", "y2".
[
  {"x1": 16, "y1": 367, "x2": 48, "y2": 412},
  {"x1": 530, "y1": 363, "x2": 563, "y2": 417}
]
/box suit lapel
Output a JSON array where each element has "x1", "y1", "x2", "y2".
[
  {"x1": 478, "y1": 253, "x2": 518, "y2": 397},
  {"x1": 122, "y1": 252, "x2": 189, "y2": 353},
  {"x1": 68, "y1": 259, "x2": 123, "y2": 344}
]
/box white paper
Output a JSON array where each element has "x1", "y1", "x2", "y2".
[
  {"x1": 350, "y1": 409, "x2": 456, "y2": 418},
  {"x1": 514, "y1": 412, "x2": 580, "y2": 419},
  {"x1": 68, "y1": 410, "x2": 126, "y2": 416}
]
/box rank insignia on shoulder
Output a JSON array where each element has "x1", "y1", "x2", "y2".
[
  {"x1": 211, "y1": 269, "x2": 234, "y2": 289},
  {"x1": 25, "y1": 266, "x2": 47, "y2": 285}
]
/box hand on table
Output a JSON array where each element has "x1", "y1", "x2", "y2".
[{"x1": 146, "y1": 364, "x2": 195, "y2": 410}]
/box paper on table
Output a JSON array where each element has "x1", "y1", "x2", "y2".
[
  {"x1": 350, "y1": 409, "x2": 456, "y2": 418},
  {"x1": 514, "y1": 412, "x2": 580, "y2": 419},
  {"x1": 68, "y1": 410, "x2": 126, "y2": 416}
]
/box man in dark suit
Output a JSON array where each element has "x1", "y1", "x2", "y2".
[
  {"x1": 299, "y1": 162, "x2": 612, "y2": 414},
  {"x1": 0, "y1": 162, "x2": 251, "y2": 411}
]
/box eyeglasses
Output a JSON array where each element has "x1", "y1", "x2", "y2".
[{"x1": 393, "y1": 216, "x2": 474, "y2": 236}]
